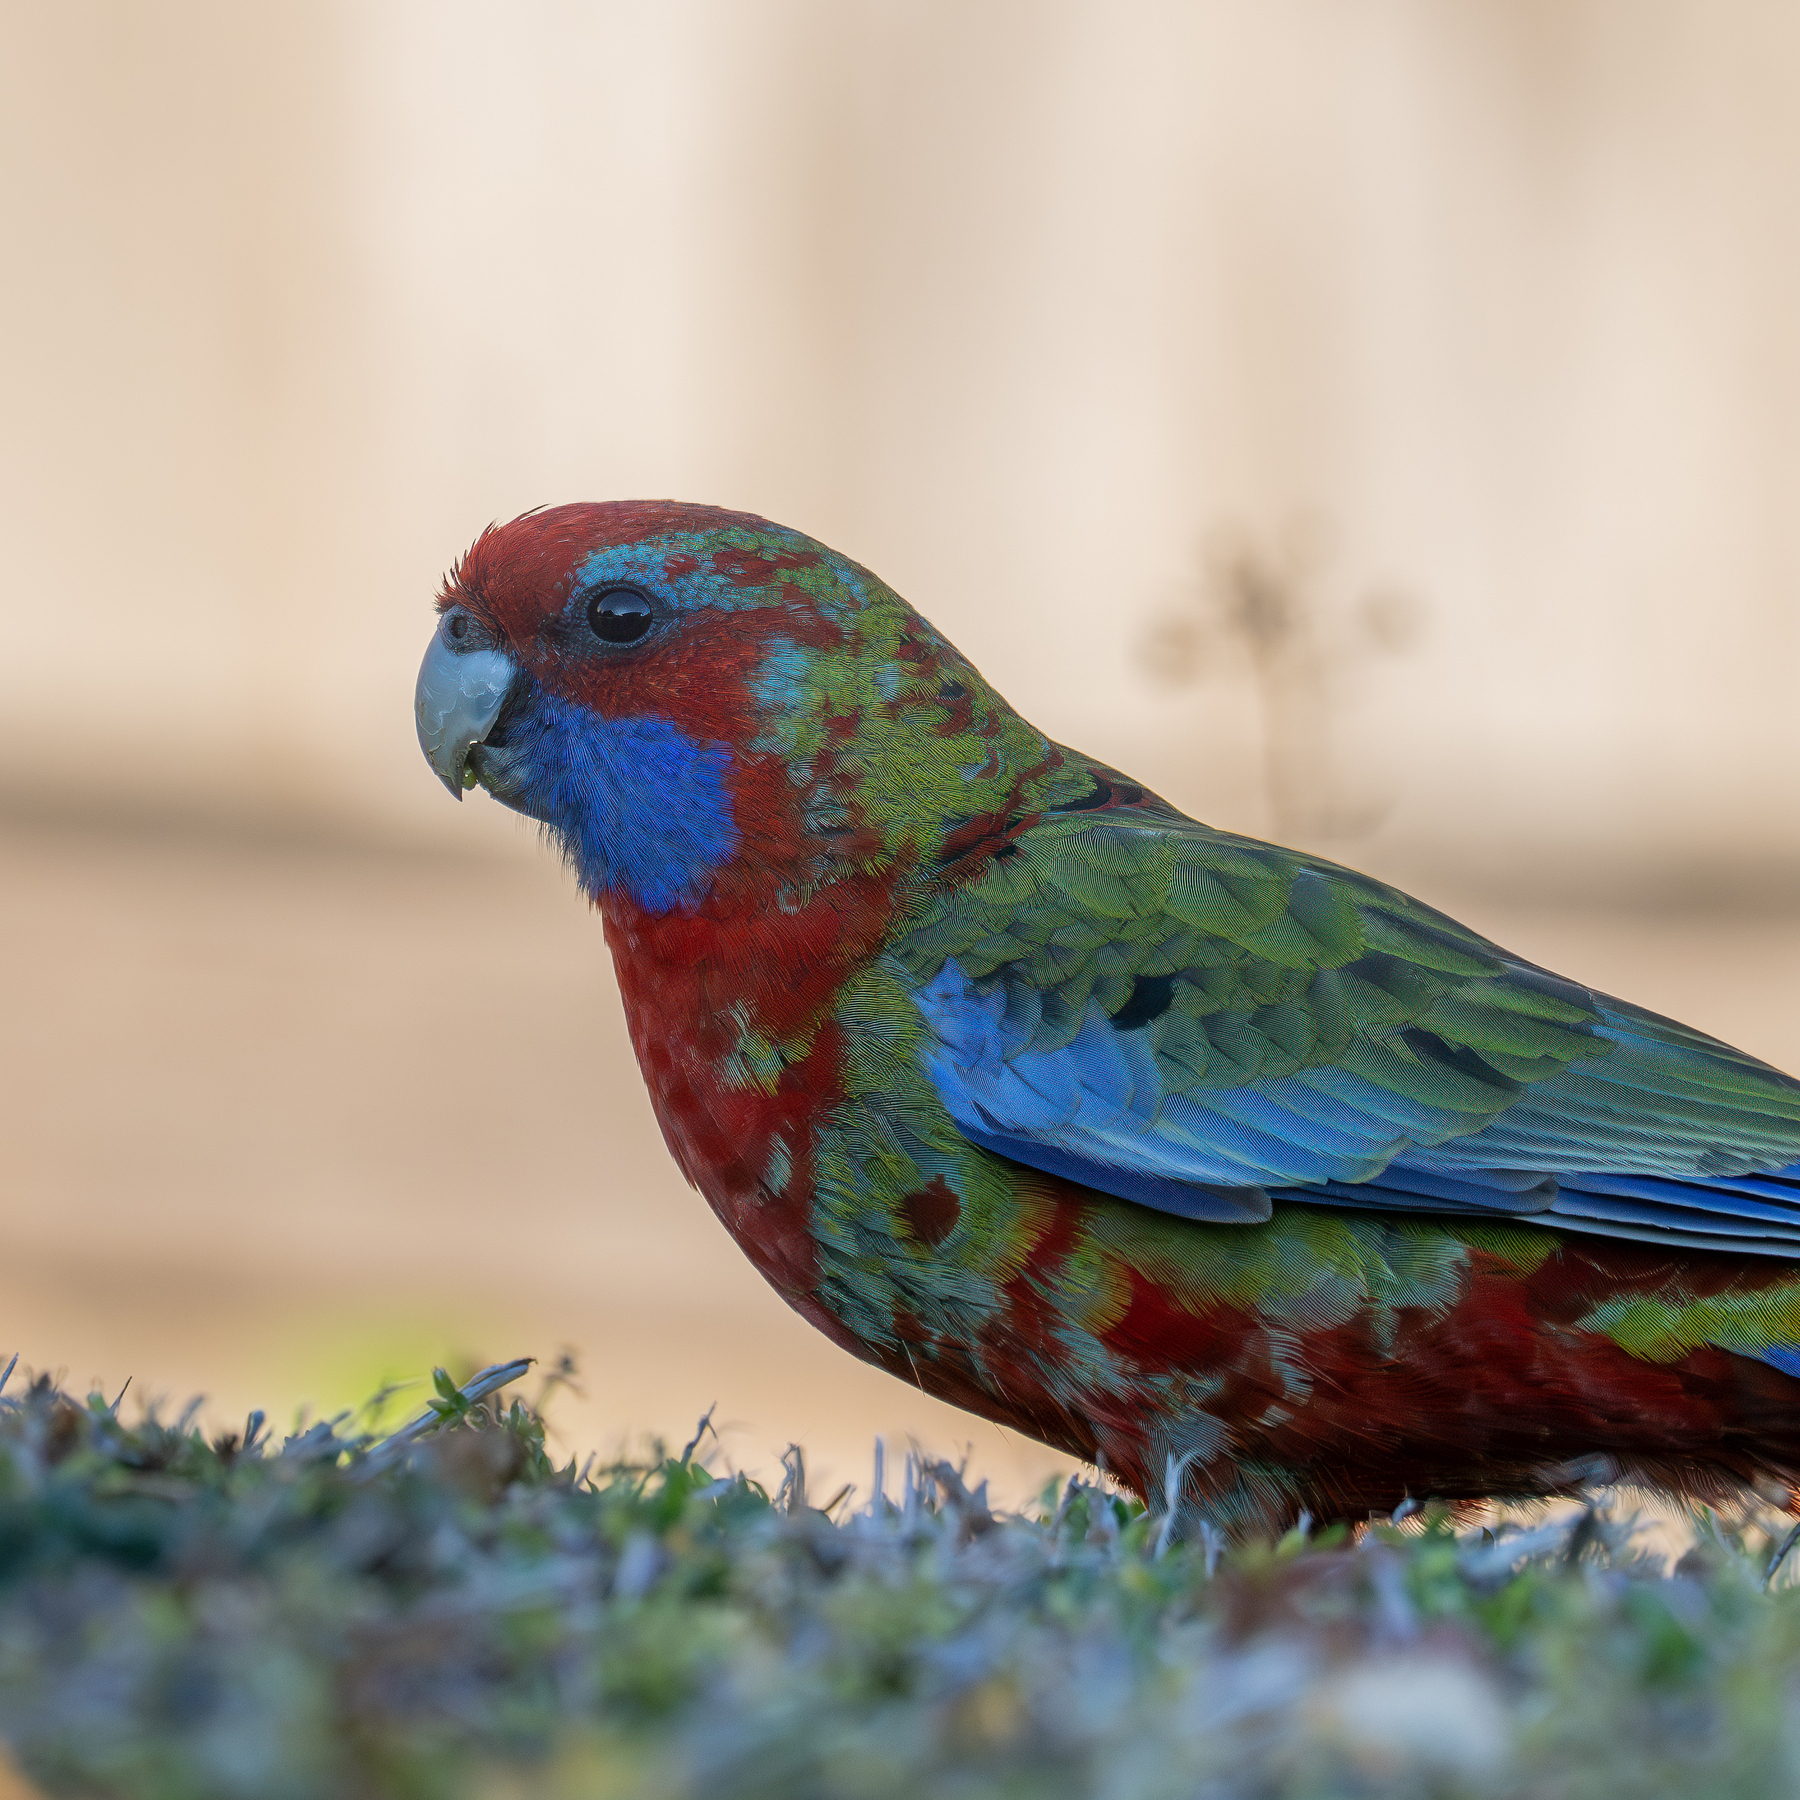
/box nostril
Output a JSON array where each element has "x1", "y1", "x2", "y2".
[{"x1": 446, "y1": 612, "x2": 471, "y2": 644}]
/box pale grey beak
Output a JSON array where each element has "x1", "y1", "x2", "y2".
[{"x1": 415, "y1": 626, "x2": 517, "y2": 798}]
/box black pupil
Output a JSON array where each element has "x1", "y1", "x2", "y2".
[{"x1": 587, "y1": 587, "x2": 653, "y2": 644}]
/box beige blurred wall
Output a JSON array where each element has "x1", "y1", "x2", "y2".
[{"x1": 6, "y1": 0, "x2": 1800, "y2": 872}]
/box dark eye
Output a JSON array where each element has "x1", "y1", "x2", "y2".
[{"x1": 585, "y1": 586, "x2": 655, "y2": 645}]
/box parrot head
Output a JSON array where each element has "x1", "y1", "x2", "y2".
[{"x1": 414, "y1": 501, "x2": 1054, "y2": 915}]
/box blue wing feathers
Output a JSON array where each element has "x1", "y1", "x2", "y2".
[
  {"x1": 1549, "y1": 1191, "x2": 1800, "y2": 1241},
  {"x1": 1291, "y1": 1066, "x2": 1476, "y2": 1140},
  {"x1": 956, "y1": 1124, "x2": 1275, "y2": 1225},
  {"x1": 1557, "y1": 1171, "x2": 1800, "y2": 1228},
  {"x1": 917, "y1": 951, "x2": 1800, "y2": 1258},
  {"x1": 1189, "y1": 1086, "x2": 1398, "y2": 1166}
]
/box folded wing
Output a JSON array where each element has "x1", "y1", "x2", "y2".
[{"x1": 900, "y1": 765, "x2": 1800, "y2": 1256}]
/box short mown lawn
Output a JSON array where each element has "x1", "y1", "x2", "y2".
[{"x1": 1, "y1": 1359, "x2": 1797, "y2": 1799}]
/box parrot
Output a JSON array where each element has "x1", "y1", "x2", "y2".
[{"x1": 415, "y1": 500, "x2": 1800, "y2": 1535}]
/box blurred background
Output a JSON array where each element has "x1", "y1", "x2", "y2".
[{"x1": 5, "y1": 0, "x2": 1800, "y2": 1500}]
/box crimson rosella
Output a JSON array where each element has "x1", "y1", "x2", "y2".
[{"x1": 415, "y1": 501, "x2": 1800, "y2": 1534}]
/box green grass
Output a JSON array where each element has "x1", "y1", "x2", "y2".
[{"x1": 3, "y1": 1360, "x2": 1800, "y2": 1800}]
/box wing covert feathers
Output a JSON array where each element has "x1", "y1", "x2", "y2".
[{"x1": 901, "y1": 764, "x2": 1800, "y2": 1258}]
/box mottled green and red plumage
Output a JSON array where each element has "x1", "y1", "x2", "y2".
[{"x1": 416, "y1": 500, "x2": 1800, "y2": 1534}]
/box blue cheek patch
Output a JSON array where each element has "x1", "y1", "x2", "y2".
[{"x1": 488, "y1": 688, "x2": 739, "y2": 912}]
